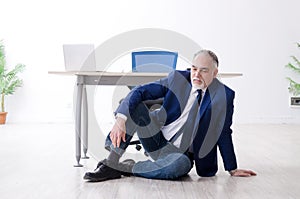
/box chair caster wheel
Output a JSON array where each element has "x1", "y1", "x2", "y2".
[{"x1": 136, "y1": 144, "x2": 142, "y2": 151}]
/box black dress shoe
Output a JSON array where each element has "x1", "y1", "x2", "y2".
[
  {"x1": 83, "y1": 160, "x2": 121, "y2": 182},
  {"x1": 94, "y1": 159, "x2": 135, "y2": 177}
]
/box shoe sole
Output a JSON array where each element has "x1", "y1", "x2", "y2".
[{"x1": 84, "y1": 175, "x2": 122, "y2": 182}]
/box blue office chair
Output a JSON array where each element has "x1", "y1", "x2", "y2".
[
  {"x1": 129, "y1": 50, "x2": 178, "y2": 152},
  {"x1": 132, "y1": 51, "x2": 178, "y2": 73}
]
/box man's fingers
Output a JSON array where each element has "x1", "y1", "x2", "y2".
[
  {"x1": 243, "y1": 170, "x2": 257, "y2": 176},
  {"x1": 110, "y1": 133, "x2": 117, "y2": 147},
  {"x1": 233, "y1": 172, "x2": 248, "y2": 177},
  {"x1": 116, "y1": 136, "x2": 121, "y2": 148},
  {"x1": 112, "y1": 137, "x2": 117, "y2": 148},
  {"x1": 247, "y1": 170, "x2": 257, "y2": 176},
  {"x1": 109, "y1": 128, "x2": 126, "y2": 148},
  {"x1": 239, "y1": 173, "x2": 251, "y2": 177},
  {"x1": 122, "y1": 133, "x2": 126, "y2": 143},
  {"x1": 233, "y1": 170, "x2": 256, "y2": 177}
]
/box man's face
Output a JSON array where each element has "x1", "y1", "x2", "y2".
[{"x1": 190, "y1": 53, "x2": 218, "y2": 90}]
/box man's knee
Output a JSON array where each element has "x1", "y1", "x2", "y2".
[
  {"x1": 129, "y1": 102, "x2": 151, "y2": 126},
  {"x1": 133, "y1": 153, "x2": 192, "y2": 180},
  {"x1": 162, "y1": 153, "x2": 192, "y2": 179}
]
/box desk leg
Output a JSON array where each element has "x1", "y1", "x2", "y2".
[
  {"x1": 82, "y1": 85, "x2": 89, "y2": 159},
  {"x1": 74, "y1": 77, "x2": 83, "y2": 167}
]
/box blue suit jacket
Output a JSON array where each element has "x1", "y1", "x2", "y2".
[{"x1": 117, "y1": 70, "x2": 237, "y2": 177}]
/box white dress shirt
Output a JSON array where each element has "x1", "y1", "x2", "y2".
[{"x1": 161, "y1": 88, "x2": 204, "y2": 147}]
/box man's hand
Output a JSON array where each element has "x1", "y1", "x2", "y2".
[
  {"x1": 110, "y1": 117, "x2": 126, "y2": 148},
  {"x1": 229, "y1": 169, "x2": 257, "y2": 177}
]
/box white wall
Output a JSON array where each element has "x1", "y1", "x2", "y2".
[{"x1": 1, "y1": 0, "x2": 300, "y2": 124}]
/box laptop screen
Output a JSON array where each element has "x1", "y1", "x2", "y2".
[{"x1": 63, "y1": 44, "x2": 96, "y2": 71}]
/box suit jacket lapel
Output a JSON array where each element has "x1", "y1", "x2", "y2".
[{"x1": 199, "y1": 91, "x2": 210, "y2": 121}]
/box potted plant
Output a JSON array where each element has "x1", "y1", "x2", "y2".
[
  {"x1": 0, "y1": 40, "x2": 25, "y2": 124},
  {"x1": 286, "y1": 43, "x2": 300, "y2": 97}
]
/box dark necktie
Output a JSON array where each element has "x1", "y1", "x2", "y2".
[
  {"x1": 170, "y1": 89, "x2": 202, "y2": 152},
  {"x1": 196, "y1": 89, "x2": 202, "y2": 104}
]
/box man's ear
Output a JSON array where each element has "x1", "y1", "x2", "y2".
[{"x1": 213, "y1": 68, "x2": 218, "y2": 77}]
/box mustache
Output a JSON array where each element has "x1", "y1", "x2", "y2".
[{"x1": 192, "y1": 77, "x2": 207, "y2": 87}]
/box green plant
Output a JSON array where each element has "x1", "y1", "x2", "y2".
[
  {"x1": 286, "y1": 43, "x2": 300, "y2": 96},
  {"x1": 0, "y1": 40, "x2": 25, "y2": 112}
]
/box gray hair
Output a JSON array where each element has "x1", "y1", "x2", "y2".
[{"x1": 193, "y1": 49, "x2": 219, "y2": 68}]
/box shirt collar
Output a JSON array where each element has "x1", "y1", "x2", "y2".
[{"x1": 192, "y1": 87, "x2": 206, "y2": 95}]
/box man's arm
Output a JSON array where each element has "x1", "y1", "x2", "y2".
[
  {"x1": 115, "y1": 73, "x2": 170, "y2": 118},
  {"x1": 217, "y1": 88, "x2": 238, "y2": 171},
  {"x1": 110, "y1": 71, "x2": 173, "y2": 147},
  {"x1": 218, "y1": 88, "x2": 256, "y2": 177}
]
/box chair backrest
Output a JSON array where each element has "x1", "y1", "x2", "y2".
[{"x1": 132, "y1": 51, "x2": 178, "y2": 73}]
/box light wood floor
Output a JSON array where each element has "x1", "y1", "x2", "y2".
[{"x1": 0, "y1": 123, "x2": 300, "y2": 199}]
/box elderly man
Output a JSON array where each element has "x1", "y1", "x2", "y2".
[{"x1": 84, "y1": 50, "x2": 256, "y2": 182}]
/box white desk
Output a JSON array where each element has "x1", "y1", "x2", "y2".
[{"x1": 48, "y1": 71, "x2": 242, "y2": 166}]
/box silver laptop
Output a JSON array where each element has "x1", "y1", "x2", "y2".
[{"x1": 63, "y1": 44, "x2": 96, "y2": 71}]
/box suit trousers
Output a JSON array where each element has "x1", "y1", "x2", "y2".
[{"x1": 104, "y1": 102, "x2": 193, "y2": 180}]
